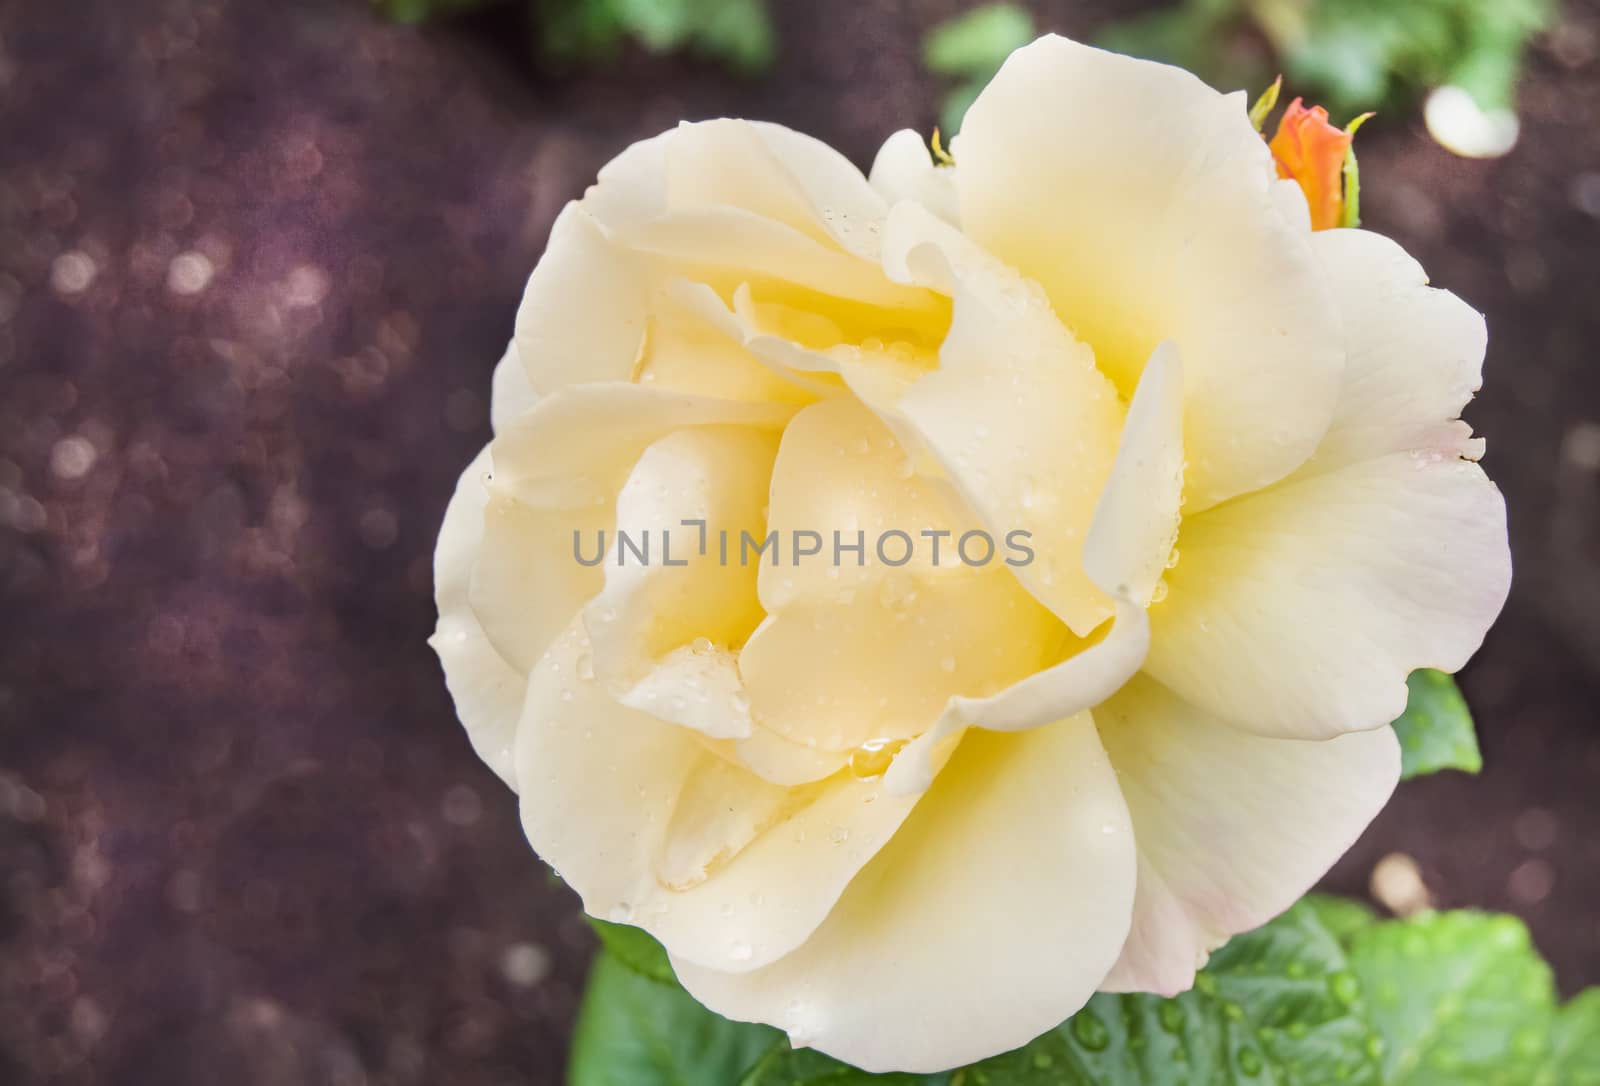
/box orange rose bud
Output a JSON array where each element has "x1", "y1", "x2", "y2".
[{"x1": 1270, "y1": 98, "x2": 1354, "y2": 232}]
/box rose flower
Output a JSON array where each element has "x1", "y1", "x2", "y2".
[{"x1": 432, "y1": 35, "x2": 1510, "y2": 1073}]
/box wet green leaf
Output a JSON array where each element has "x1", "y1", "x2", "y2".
[
  {"x1": 1532, "y1": 988, "x2": 1600, "y2": 1086},
  {"x1": 586, "y1": 915, "x2": 676, "y2": 985},
  {"x1": 570, "y1": 950, "x2": 780, "y2": 1086},
  {"x1": 1348, "y1": 910, "x2": 1556, "y2": 1084},
  {"x1": 1391, "y1": 669, "x2": 1482, "y2": 779}
]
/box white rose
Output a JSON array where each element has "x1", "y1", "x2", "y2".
[{"x1": 432, "y1": 34, "x2": 1511, "y2": 1073}]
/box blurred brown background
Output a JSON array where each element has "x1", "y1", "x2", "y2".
[{"x1": 1, "y1": 0, "x2": 1598, "y2": 1082}]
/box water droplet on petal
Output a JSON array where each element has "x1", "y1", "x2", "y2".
[{"x1": 848, "y1": 737, "x2": 906, "y2": 781}]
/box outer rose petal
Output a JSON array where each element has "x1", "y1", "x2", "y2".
[
  {"x1": 490, "y1": 340, "x2": 537, "y2": 433},
  {"x1": 582, "y1": 121, "x2": 934, "y2": 314},
  {"x1": 953, "y1": 35, "x2": 1343, "y2": 511},
  {"x1": 429, "y1": 448, "x2": 523, "y2": 788},
  {"x1": 512, "y1": 203, "x2": 649, "y2": 396},
  {"x1": 1096, "y1": 674, "x2": 1401, "y2": 995},
  {"x1": 518, "y1": 620, "x2": 928, "y2": 976},
  {"x1": 674, "y1": 717, "x2": 1136, "y2": 1074},
  {"x1": 591, "y1": 120, "x2": 892, "y2": 263},
  {"x1": 1147, "y1": 453, "x2": 1511, "y2": 739},
  {"x1": 1295, "y1": 228, "x2": 1487, "y2": 476}
]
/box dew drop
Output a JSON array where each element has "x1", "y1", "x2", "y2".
[
  {"x1": 691, "y1": 636, "x2": 715, "y2": 655},
  {"x1": 848, "y1": 737, "x2": 906, "y2": 781},
  {"x1": 828, "y1": 826, "x2": 850, "y2": 845},
  {"x1": 1237, "y1": 1046, "x2": 1263, "y2": 1076},
  {"x1": 608, "y1": 903, "x2": 634, "y2": 924},
  {"x1": 1329, "y1": 971, "x2": 1360, "y2": 1006},
  {"x1": 729, "y1": 940, "x2": 753, "y2": 962},
  {"x1": 1150, "y1": 580, "x2": 1170, "y2": 604},
  {"x1": 576, "y1": 653, "x2": 595, "y2": 681},
  {"x1": 1070, "y1": 1011, "x2": 1110, "y2": 1052}
]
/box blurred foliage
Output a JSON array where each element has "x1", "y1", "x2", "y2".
[
  {"x1": 923, "y1": 3, "x2": 1037, "y2": 135},
  {"x1": 1099, "y1": 0, "x2": 1553, "y2": 119},
  {"x1": 373, "y1": 0, "x2": 774, "y2": 71}
]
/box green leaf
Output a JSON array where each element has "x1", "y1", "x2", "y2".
[
  {"x1": 587, "y1": 916, "x2": 677, "y2": 985},
  {"x1": 741, "y1": 1045, "x2": 939, "y2": 1085},
  {"x1": 537, "y1": 0, "x2": 773, "y2": 70},
  {"x1": 686, "y1": 0, "x2": 775, "y2": 72},
  {"x1": 1533, "y1": 988, "x2": 1600, "y2": 1086},
  {"x1": 372, "y1": 0, "x2": 499, "y2": 23},
  {"x1": 1391, "y1": 669, "x2": 1482, "y2": 779},
  {"x1": 938, "y1": 79, "x2": 986, "y2": 140},
  {"x1": 536, "y1": 0, "x2": 628, "y2": 61},
  {"x1": 608, "y1": 0, "x2": 775, "y2": 70},
  {"x1": 570, "y1": 950, "x2": 781, "y2": 1086},
  {"x1": 924, "y1": 3, "x2": 1035, "y2": 77},
  {"x1": 1348, "y1": 910, "x2": 1556, "y2": 1084},
  {"x1": 1303, "y1": 893, "x2": 1379, "y2": 948}
]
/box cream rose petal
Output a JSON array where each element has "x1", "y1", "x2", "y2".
[
  {"x1": 468, "y1": 384, "x2": 793, "y2": 675},
  {"x1": 584, "y1": 122, "x2": 931, "y2": 313},
  {"x1": 756, "y1": 396, "x2": 977, "y2": 607},
  {"x1": 512, "y1": 203, "x2": 649, "y2": 396},
  {"x1": 1083, "y1": 341, "x2": 1184, "y2": 606},
  {"x1": 882, "y1": 341, "x2": 1182, "y2": 794},
  {"x1": 516, "y1": 620, "x2": 926, "y2": 975},
  {"x1": 673, "y1": 717, "x2": 1136, "y2": 1074},
  {"x1": 1096, "y1": 673, "x2": 1401, "y2": 995},
  {"x1": 880, "y1": 198, "x2": 1126, "y2": 636},
  {"x1": 732, "y1": 724, "x2": 851, "y2": 787},
  {"x1": 1146, "y1": 452, "x2": 1511, "y2": 739},
  {"x1": 953, "y1": 34, "x2": 1343, "y2": 511},
  {"x1": 490, "y1": 339, "x2": 538, "y2": 433},
  {"x1": 583, "y1": 425, "x2": 779, "y2": 738},
  {"x1": 429, "y1": 448, "x2": 523, "y2": 788},
  {"x1": 1293, "y1": 228, "x2": 1487, "y2": 476},
  {"x1": 740, "y1": 567, "x2": 1060, "y2": 753}
]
